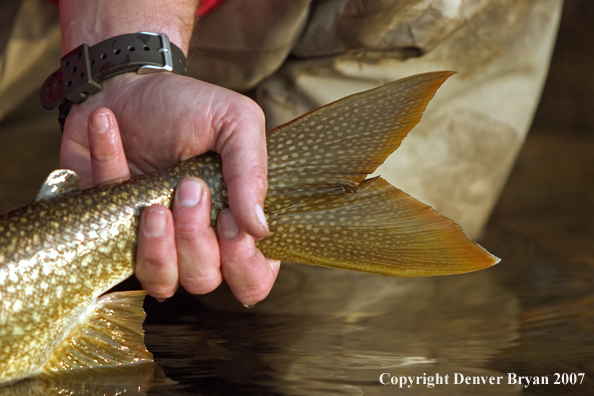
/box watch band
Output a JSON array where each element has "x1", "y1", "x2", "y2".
[{"x1": 40, "y1": 32, "x2": 188, "y2": 130}]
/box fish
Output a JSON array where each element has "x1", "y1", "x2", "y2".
[{"x1": 0, "y1": 71, "x2": 499, "y2": 385}]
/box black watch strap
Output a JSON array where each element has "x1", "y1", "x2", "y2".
[{"x1": 40, "y1": 32, "x2": 187, "y2": 129}]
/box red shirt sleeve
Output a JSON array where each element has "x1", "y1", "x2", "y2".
[{"x1": 197, "y1": 0, "x2": 226, "y2": 16}]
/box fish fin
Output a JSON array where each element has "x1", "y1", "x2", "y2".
[
  {"x1": 35, "y1": 169, "x2": 80, "y2": 200},
  {"x1": 41, "y1": 290, "x2": 153, "y2": 375},
  {"x1": 265, "y1": 71, "x2": 455, "y2": 205},
  {"x1": 257, "y1": 177, "x2": 499, "y2": 277}
]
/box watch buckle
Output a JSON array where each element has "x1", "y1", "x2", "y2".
[{"x1": 137, "y1": 32, "x2": 175, "y2": 74}]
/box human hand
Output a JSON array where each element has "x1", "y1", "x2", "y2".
[{"x1": 61, "y1": 73, "x2": 281, "y2": 306}]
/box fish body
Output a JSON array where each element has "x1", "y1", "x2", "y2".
[
  {"x1": 0, "y1": 71, "x2": 498, "y2": 385},
  {"x1": 0, "y1": 154, "x2": 227, "y2": 384}
]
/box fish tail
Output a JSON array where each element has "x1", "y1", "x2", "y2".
[
  {"x1": 258, "y1": 176, "x2": 498, "y2": 276},
  {"x1": 258, "y1": 71, "x2": 499, "y2": 276}
]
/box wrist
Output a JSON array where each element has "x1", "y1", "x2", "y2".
[
  {"x1": 40, "y1": 31, "x2": 188, "y2": 130},
  {"x1": 59, "y1": 0, "x2": 199, "y2": 55}
]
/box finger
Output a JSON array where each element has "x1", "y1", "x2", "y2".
[
  {"x1": 60, "y1": 103, "x2": 91, "y2": 168},
  {"x1": 217, "y1": 208, "x2": 277, "y2": 306},
  {"x1": 136, "y1": 205, "x2": 179, "y2": 301},
  {"x1": 215, "y1": 97, "x2": 269, "y2": 240},
  {"x1": 88, "y1": 108, "x2": 131, "y2": 186},
  {"x1": 268, "y1": 259, "x2": 281, "y2": 281},
  {"x1": 173, "y1": 177, "x2": 222, "y2": 294}
]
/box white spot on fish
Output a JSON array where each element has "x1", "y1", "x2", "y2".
[
  {"x1": 13, "y1": 300, "x2": 24, "y2": 312},
  {"x1": 98, "y1": 245, "x2": 111, "y2": 254},
  {"x1": 12, "y1": 326, "x2": 24, "y2": 336},
  {"x1": 8, "y1": 270, "x2": 18, "y2": 283}
]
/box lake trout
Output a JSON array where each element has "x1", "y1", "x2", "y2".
[{"x1": 0, "y1": 71, "x2": 499, "y2": 385}]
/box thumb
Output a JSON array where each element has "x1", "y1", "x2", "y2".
[{"x1": 214, "y1": 96, "x2": 269, "y2": 240}]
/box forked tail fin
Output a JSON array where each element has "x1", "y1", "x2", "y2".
[
  {"x1": 258, "y1": 71, "x2": 500, "y2": 276},
  {"x1": 258, "y1": 177, "x2": 498, "y2": 276}
]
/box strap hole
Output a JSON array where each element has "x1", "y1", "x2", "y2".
[
  {"x1": 90, "y1": 59, "x2": 95, "y2": 65},
  {"x1": 71, "y1": 66, "x2": 77, "y2": 73},
  {"x1": 64, "y1": 60, "x2": 69, "y2": 67},
  {"x1": 143, "y1": 45, "x2": 150, "y2": 51},
  {"x1": 76, "y1": 53, "x2": 82, "y2": 60},
  {"x1": 100, "y1": 53, "x2": 107, "y2": 60},
  {"x1": 128, "y1": 46, "x2": 136, "y2": 52},
  {"x1": 113, "y1": 48, "x2": 121, "y2": 55},
  {"x1": 79, "y1": 72, "x2": 85, "y2": 79},
  {"x1": 67, "y1": 81, "x2": 72, "y2": 87}
]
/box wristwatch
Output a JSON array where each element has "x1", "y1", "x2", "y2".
[{"x1": 40, "y1": 32, "x2": 188, "y2": 131}]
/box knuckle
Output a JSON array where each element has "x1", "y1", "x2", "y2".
[
  {"x1": 248, "y1": 164, "x2": 268, "y2": 193},
  {"x1": 173, "y1": 208, "x2": 210, "y2": 241},
  {"x1": 139, "y1": 255, "x2": 164, "y2": 269},
  {"x1": 92, "y1": 145, "x2": 119, "y2": 163},
  {"x1": 240, "y1": 281, "x2": 272, "y2": 304},
  {"x1": 175, "y1": 222, "x2": 201, "y2": 242},
  {"x1": 221, "y1": 237, "x2": 257, "y2": 265},
  {"x1": 233, "y1": 96, "x2": 265, "y2": 124},
  {"x1": 139, "y1": 245, "x2": 171, "y2": 265},
  {"x1": 228, "y1": 254, "x2": 274, "y2": 304},
  {"x1": 224, "y1": 164, "x2": 268, "y2": 203},
  {"x1": 180, "y1": 272, "x2": 222, "y2": 295},
  {"x1": 220, "y1": 97, "x2": 266, "y2": 145},
  {"x1": 174, "y1": 220, "x2": 214, "y2": 249},
  {"x1": 147, "y1": 286, "x2": 177, "y2": 300},
  {"x1": 136, "y1": 272, "x2": 177, "y2": 299}
]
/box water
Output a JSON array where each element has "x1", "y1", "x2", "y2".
[{"x1": 142, "y1": 269, "x2": 521, "y2": 395}]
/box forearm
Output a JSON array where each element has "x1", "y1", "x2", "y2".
[{"x1": 59, "y1": 0, "x2": 199, "y2": 55}]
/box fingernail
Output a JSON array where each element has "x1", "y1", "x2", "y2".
[
  {"x1": 243, "y1": 303, "x2": 256, "y2": 309},
  {"x1": 268, "y1": 259, "x2": 281, "y2": 276},
  {"x1": 145, "y1": 209, "x2": 167, "y2": 237},
  {"x1": 218, "y1": 208, "x2": 239, "y2": 238},
  {"x1": 176, "y1": 178, "x2": 202, "y2": 207},
  {"x1": 91, "y1": 112, "x2": 110, "y2": 134},
  {"x1": 254, "y1": 204, "x2": 269, "y2": 235},
  {"x1": 156, "y1": 298, "x2": 166, "y2": 303}
]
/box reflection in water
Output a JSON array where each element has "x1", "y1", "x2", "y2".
[
  {"x1": 480, "y1": 134, "x2": 594, "y2": 394},
  {"x1": 142, "y1": 264, "x2": 521, "y2": 395},
  {"x1": 0, "y1": 363, "x2": 169, "y2": 396}
]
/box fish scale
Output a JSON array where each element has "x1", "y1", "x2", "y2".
[{"x1": 0, "y1": 71, "x2": 498, "y2": 385}]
